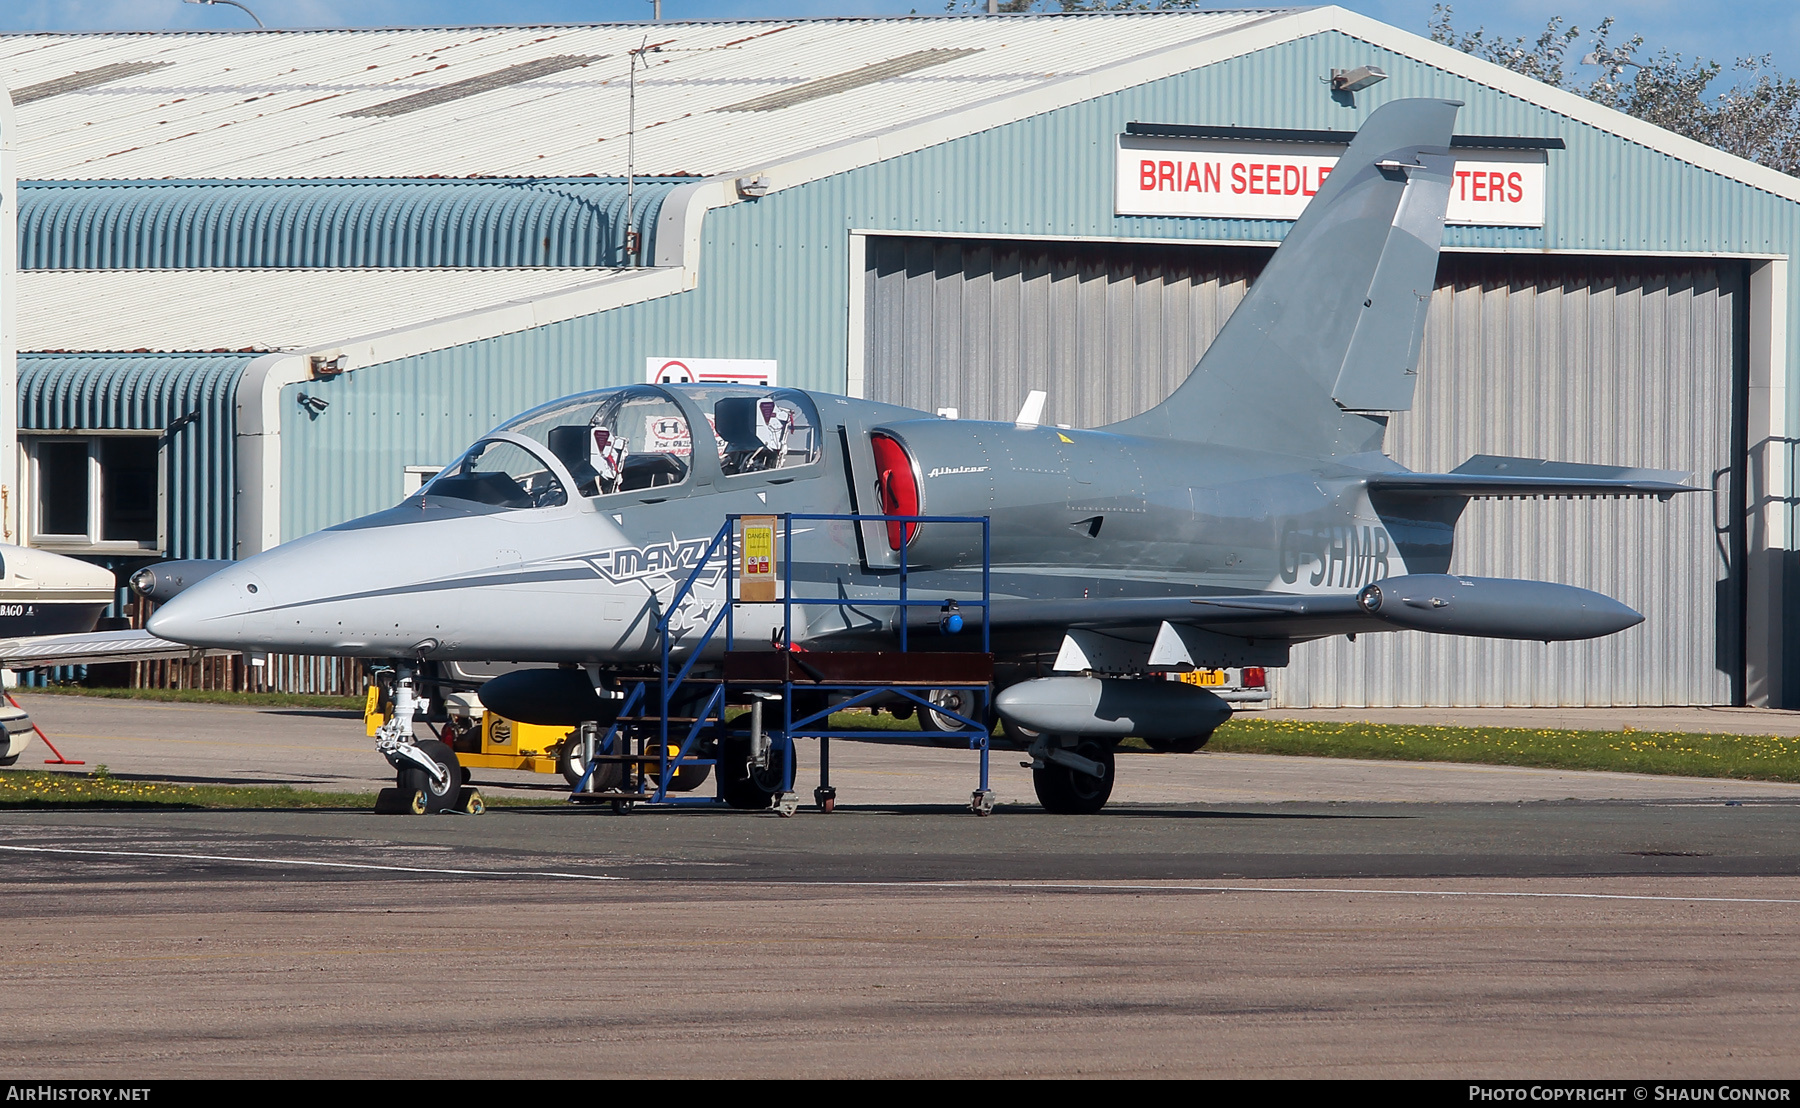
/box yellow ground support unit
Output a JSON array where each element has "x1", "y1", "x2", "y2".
[{"x1": 364, "y1": 685, "x2": 574, "y2": 776}]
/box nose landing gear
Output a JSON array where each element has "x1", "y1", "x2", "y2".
[{"x1": 372, "y1": 665, "x2": 485, "y2": 815}]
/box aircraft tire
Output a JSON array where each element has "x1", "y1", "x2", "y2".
[
  {"x1": 0, "y1": 754, "x2": 16, "y2": 768},
  {"x1": 719, "y1": 734, "x2": 792, "y2": 810},
  {"x1": 398, "y1": 739, "x2": 463, "y2": 814},
  {"x1": 644, "y1": 737, "x2": 714, "y2": 793},
  {"x1": 558, "y1": 734, "x2": 624, "y2": 791},
  {"x1": 1145, "y1": 731, "x2": 1214, "y2": 754},
  {"x1": 918, "y1": 688, "x2": 979, "y2": 748},
  {"x1": 998, "y1": 715, "x2": 1040, "y2": 750},
  {"x1": 1032, "y1": 738, "x2": 1115, "y2": 815}
]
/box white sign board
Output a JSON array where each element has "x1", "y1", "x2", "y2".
[
  {"x1": 1115, "y1": 138, "x2": 1547, "y2": 228},
  {"x1": 646, "y1": 357, "x2": 778, "y2": 386}
]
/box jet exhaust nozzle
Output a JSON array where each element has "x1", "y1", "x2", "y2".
[
  {"x1": 1356, "y1": 574, "x2": 1643, "y2": 641},
  {"x1": 995, "y1": 676, "x2": 1231, "y2": 741},
  {"x1": 478, "y1": 668, "x2": 617, "y2": 728},
  {"x1": 129, "y1": 560, "x2": 233, "y2": 602}
]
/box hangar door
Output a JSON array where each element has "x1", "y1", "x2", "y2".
[{"x1": 863, "y1": 235, "x2": 1744, "y2": 707}]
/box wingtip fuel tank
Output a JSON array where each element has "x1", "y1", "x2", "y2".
[{"x1": 1356, "y1": 574, "x2": 1644, "y2": 641}]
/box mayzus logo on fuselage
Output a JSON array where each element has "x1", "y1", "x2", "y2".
[
  {"x1": 1279, "y1": 523, "x2": 1395, "y2": 588},
  {"x1": 583, "y1": 538, "x2": 727, "y2": 588}
]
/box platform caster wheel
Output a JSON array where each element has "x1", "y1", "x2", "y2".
[
  {"x1": 774, "y1": 793, "x2": 800, "y2": 818},
  {"x1": 970, "y1": 789, "x2": 996, "y2": 816},
  {"x1": 459, "y1": 787, "x2": 485, "y2": 815},
  {"x1": 610, "y1": 799, "x2": 634, "y2": 814},
  {"x1": 814, "y1": 786, "x2": 837, "y2": 813},
  {"x1": 1032, "y1": 738, "x2": 1115, "y2": 815}
]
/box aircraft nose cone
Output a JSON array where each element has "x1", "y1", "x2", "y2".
[{"x1": 146, "y1": 569, "x2": 259, "y2": 647}]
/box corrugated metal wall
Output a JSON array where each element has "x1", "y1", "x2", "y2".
[
  {"x1": 863, "y1": 239, "x2": 1742, "y2": 707},
  {"x1": 17, "y1": 178, "x2": 680, "y2": 269},
  {"x1": 865, "y1": 236, "x2": 1256, "y2": 427},
  {"x1": 18, "y1": 352, "x2": 246, "y2": 560}
]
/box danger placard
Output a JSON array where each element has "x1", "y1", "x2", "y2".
[
  {"x1": 739, "y1": 515, "x2": 778, "y2": 604},
  {"x1": 1115, "y1": 138, "x2": 1546, "y2": 228}
]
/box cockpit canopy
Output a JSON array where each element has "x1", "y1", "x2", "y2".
[{"x1": 415, "y1": 383, "x2": 821, "y2": 509}]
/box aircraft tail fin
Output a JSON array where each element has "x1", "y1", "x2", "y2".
[{"x1": 1109, "y1": 98, "x2": 1461, "y2": 456}]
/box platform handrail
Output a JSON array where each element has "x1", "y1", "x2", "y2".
[{"x1": 579, "y1": 510, "x2": 995, "y2": 809}]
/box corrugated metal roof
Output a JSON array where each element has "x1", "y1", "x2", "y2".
[
  {"x1": 17, "y1": 177, "x2": 680, "y2": 268},
  {"x1": 16, "y1": 267, "x2": 623, "y2": 351},
  {"x1": 19, "y1": 352, "x2": 248, "y2": 559},
  {"x1": 0, "y1": 12, "x2": 1289, "y2": 180}
]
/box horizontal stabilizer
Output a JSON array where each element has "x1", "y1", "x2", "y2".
[
  {"x1": 1368, "y1": 455, "x2": 1693, "y2": 500},
  {"x1": 0, "y1": 628, "x2": 232, "y2": 669}
]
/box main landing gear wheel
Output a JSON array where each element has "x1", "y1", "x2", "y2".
[
  {"x1": 1145, "y1": 730, "x2": 1215, "y2": 754},
  {"x1": 398, "y1": 739, "x2": 463, "y2": 814},
  {"x1": 1032, "y1": 738, "x2": 1115, "y2": 815},
  {"x1": 999, "y1": 715, "x2": 1040, "y2": 751},
  {"x1": 643, "y1": 737, "x2": 713, "y2": 793},
  {"x1": 719, "y1": 734, "x2": 795, "y2": 811},
  {"x1": 558, "y1": 734, "x2": 622, "y2": 791},
  {"x1": 918, "y1": 688, "x2": 979, "y2": 748}
]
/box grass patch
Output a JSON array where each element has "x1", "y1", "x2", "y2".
[
  {"x1": 1202, "y1": 716, "x2": 1800, "y2": 783},
  {"x1": 0, "y1": 767, "x2": 375, "y2": 810},
  {"x1": 15, "y1": 685, "x2": 365, "y2": 711}
]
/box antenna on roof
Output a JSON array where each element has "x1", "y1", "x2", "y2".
[{"x1": 625, "y1": 36, "x2": 662, "y2": 267}]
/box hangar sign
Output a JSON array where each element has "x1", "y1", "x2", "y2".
[
  {"x1": 647, "y1": 357, "x2": 778, "y2": 386},
  {"x1": 1115, "y1": 138, "x2": 1547, "y2": 227}
]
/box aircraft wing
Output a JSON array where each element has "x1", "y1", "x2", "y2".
[
  {"x1": 0, "y1": 628, "x2": 234, "y2": 669},
  {"x1": 907, "y1": 593, "x2": 1383, "y2": 641},
  {"x1": 905, "y1": 574, "x2": 1640, "y2": 644}
]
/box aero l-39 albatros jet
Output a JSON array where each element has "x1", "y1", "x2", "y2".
[{"x1": 146, "y1": 99, "x2": 1691, "y2": 814}]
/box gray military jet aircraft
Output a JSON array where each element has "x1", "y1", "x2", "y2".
[{"x1": 146, "y1": 98, "x2": 1690, "y2": 814}]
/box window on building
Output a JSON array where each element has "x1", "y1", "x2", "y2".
[{"x1": 28, "y1": 434, "x2": 163, "y2": 551}]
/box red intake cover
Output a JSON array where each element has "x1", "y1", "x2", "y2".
[{"x1": 870, "y1": 433, "x2": 919, "y2": 549}]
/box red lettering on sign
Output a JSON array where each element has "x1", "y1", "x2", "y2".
[
  {"x1": 1283, "y1": 165, "x2": 1300, "y2": 195},
  {"x1": 1508, "y1": 171, "x2": 1522, "y2": 202},
  {"x1": 1184, "y1": 161, "x2": 1201, "y2": 191},
  {"x1": 1141, "y1": 160, "x2": 1156, "y2": 191},
  {"x1": 1488, "y1": 171, "x2": 1505, "y2": 200},
  {"x1": 1247, "y1": 163, "x2": 1261, "y2": 194},
  {"x1": 1159, "y1": 160, "x2": 1176, "y2": 190},
  {"x1": 1204, "y1": 162, "x2": 1220, "y2": 192},
  {"x1": 1455, "y1": 169, "x2": 1470, "y2": 199},
  {"x1": 1472, "y1": 173, "x2": 1486, "y2": 202},
  {"x1": 1231, "y1": 163, "x2": 1247, "y2": 193}
]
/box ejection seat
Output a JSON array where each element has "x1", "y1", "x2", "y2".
[
  {"x1": 547, "y1": 425, "x2": 603, "y2": 497},
  {"x1": 715, "y1": 396, "x2": 773, "y2": 476}
]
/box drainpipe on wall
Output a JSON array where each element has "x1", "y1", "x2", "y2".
[{"x1": 0, "y1": 90, "x2": 18, "y2": 546}]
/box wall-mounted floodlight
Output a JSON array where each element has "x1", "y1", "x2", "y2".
[
  {"x1": 183, "y1": 0, "x2": 265, "y2": 28},
  {"x1": 1331, "y1": 65, "x2": 1388, "y2": 94},
  {"x1": 736, "y1": 174, "x2": 772, "y2": 199},
  {"x1": 297, "y1": 393, "x2": 329, "y2": 417},
  {"x1": 310, "y1": 353, "x2": 348, "y2": 376}
]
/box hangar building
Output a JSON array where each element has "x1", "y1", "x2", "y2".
[{"x1": 0, "y1": 8, "x2": 1792, "y2": 708}]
